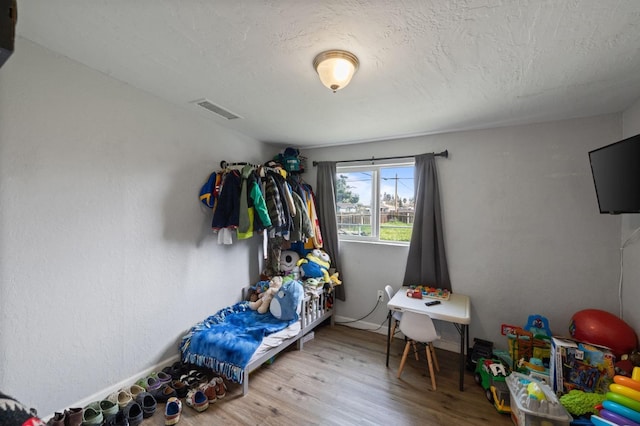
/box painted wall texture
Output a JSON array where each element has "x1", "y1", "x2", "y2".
[
  {"x1": 0, "y1": 39, "x2": 269, "y2": 415},
  {"x1": 304, "y1": 114, "x2": 624, "y2": 350}
]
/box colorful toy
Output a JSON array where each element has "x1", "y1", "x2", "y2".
[
  {"x1": 297, "y1": 249, "x2": 331, "y2": 282},
  {"x1": 594, "y1": 366, "x2": 640, "y2": 426},
  {"x1": 474, "y1": 358, "x2": 511, "y2": 414},
  {"x1": 570, "y1": 309, "x2": 638, "y2": 358}
]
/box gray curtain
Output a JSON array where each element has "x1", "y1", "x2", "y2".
[
  {"x1": 316, "y1": 161, "x2": 345, "y2": 301},
  {"x1": 402, "y1": 154, "x2": 451, "y2": 290}
]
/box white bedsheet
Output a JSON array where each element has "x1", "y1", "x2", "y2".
[{"x1": 249, "y1": 321, "x2": 302, "y2": 362}]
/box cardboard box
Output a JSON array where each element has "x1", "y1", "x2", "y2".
[{"x1": 550, "y1": 336, "x2": 616, "y2": 394}]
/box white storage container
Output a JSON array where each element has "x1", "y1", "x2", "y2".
[{"x1": 506, "y1": 372, "x2": 573, "y2": 426}]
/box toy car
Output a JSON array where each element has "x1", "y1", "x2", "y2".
[{"x1": 474, "y1": 358, "x2": 511, "y2": 414}]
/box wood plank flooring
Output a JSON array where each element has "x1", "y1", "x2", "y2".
[{"x1": 141, "y1": 324, "x2": 514, "y2": 426}]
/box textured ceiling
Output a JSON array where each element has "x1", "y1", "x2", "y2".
[{"x1": 15, "y1": 0, "x2": 640, "y2": 147}]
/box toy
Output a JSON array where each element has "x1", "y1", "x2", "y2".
[
  {"x1": 279, "y1": 250, "x2": 300, "y2": 277},
  {"x1": 559, "y1": 389, "x2": 605, "y2": 416},
  {"x1": 297, "y1": 249, "x2": 331, "y2": 282},
  {"x1": 270, "y1": 278, "x2": 303, "y2": 321},
  {"x1": 474, "y1": 358, "x2": 511, "y2": 414},
  {"x1": 570, "y1": 309, "x2": 638, "y2": 358},
  {"x1": 249, "y1": 276, "x2": 283, "y2": 314}
]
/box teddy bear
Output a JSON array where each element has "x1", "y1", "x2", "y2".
[
  {"x1": 249, "y1": 276, "x2": 283, "y2": 314},
  {"x1": 297, "y1": 249, "x2": 331, "y2": 283}
]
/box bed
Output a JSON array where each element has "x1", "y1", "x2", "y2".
[{"x1": 180, "y1": 286, "x2": 333, "y2": 395}]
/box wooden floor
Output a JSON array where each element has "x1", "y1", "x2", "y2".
[{"x1": 141, "y1": 324, "x2": 514, "y2": 426}]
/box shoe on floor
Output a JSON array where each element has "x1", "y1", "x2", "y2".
[
  {"x1": 185, "y1": 389, "x2": 209, "y2": 412},
  {"x1": 164, "y1": 397, "x2": 182, "y2": 426},
  {"x1": 213, "y1": 376, "x2": 227, "y2": 399},
  {"x1": 64, "y1": 407, "x2": 83, "y2": 426},
  {"x1": 127, "y1": 384, "x2": 146, "y2": 400},
  {"x1": 199, "y1": 382, "x2": 217, "y2": 403},
  {"x1": 99, "y1": 399, "x2": 119, "y2": 421},
  {"x1": 135, "y1": 392, "x2": 157, "y2": 418},
  {"x1": 171, "y1": 380, "x2": 188, "y2": 398},
  {"x1": 81, "y1": 406, "x2": 103, "y2": 425},
  {"x1": 103, "y1": 410, "x2": 129, "y2": 426},
  {"x1": 47, "y1": 412, "x2": 65, "y2": 426},
  {"x1": 151, "y1": 383, "x2": 177, "y2": 403},
  {"x1": 124, "y1": 401, "x2": 143, "y2": 426}
]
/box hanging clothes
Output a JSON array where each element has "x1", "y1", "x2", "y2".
[
  {"x1": 237, "y1": 166, "x2": 271, "y2": 240},
  {"x1": 211, "y1": 170, "x2": 241, "y2": 230}
]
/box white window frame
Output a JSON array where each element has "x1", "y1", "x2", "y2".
[{"x1": 336, "y1": 159, "x2": 415, "y2": 244}]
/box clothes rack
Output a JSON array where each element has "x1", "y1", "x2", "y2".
[{"x1": 311, "y1": 150, "x2": 448, "y2": 166}]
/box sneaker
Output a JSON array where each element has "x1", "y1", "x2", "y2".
[
  {"x1": 185, "y1": 389, "x2": 209, "y2": 412},
  {"x1": 164, "y1": 397, "x2": 182, "y2": 426},
  {"x1": 198, "y1": 382, "x2": 217, "y2": 403},
  {"x1": 135, "y1": 392, "x2": 157, "y2": 418},
  {"x1": 124, "y1": 402, "x2": 143, "y2": 426},
  {"x1": 213, "y1": 376, "x2": 227, "y2": 399}
]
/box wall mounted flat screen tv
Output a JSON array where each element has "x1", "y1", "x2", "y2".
[{"x1": 588, "y1": 133, "x2": 640, "y2": 214}]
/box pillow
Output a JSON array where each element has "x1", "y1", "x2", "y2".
[{"x1": 270, "y1": 279, "x2": 303, "y2": 321}]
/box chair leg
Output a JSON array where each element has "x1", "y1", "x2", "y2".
[
  {"x1": 425, "y1": 345, "x2": 437, "y2": 390},
  {"x1": 397, "y1": 341, "x2": 411, "y2": 378},
  {"x1": 412, "y1": 341, "x2": 419, "y2": 360},
  {"x1": 429, "y1": 342, "x2": 440, "y2": 372},
  {"x1": 390, "y1": 321, "x2": 397, "y2": 343}
]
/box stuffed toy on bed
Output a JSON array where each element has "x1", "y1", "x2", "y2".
[
  {"x1": 297, "y1": 249, "x2": 331, "y2": 283},
  {"x1": 249, "y1": 276, "x2": 283, "y2": 314},
  {"x1": 270, "y1": 278, "x2": 303, "y2": 321}
]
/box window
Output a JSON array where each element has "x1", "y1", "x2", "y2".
[{"x1": 336, "y1": 161, "x2": 415, "y2": 243}]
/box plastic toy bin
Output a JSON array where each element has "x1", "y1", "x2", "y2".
[{"x1": 506, "y1": 372, "x2": 572, "y2": 426}]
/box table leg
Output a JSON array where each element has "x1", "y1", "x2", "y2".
[
  {"x1": 459, "y1": 324, "x2": 468, "y2": 391},
  {"x1": 386, "y1": 310, "x2": 392, "y2": 367}
]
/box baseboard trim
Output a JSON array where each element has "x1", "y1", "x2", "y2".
[
  {"x1": 333, "y1": 315, "x2": 461, "y2": 354},
  {"x1": 43, "y1": 354, "x2": 180, "y2": 421}
]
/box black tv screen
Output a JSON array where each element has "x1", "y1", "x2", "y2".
[{"x1": 589, "y1": 133, "x2": 640, "y2": 214}]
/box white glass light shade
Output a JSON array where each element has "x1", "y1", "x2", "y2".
[{"x1": 313, "y1": 50, "x2": 359, "y2": 93}]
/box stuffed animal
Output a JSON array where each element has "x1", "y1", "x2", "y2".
[
  {"x1": 270, "y1": 278, "x2": 303, "y2": 321},
  {"x1": 279, "y1": 250, "x2": 301, "y2": 278},
  {"x1": 297, "y1": 249, "x2": 331, "y2": 282},
  {"x1": 249, "y1": 276, "x2": 283, "y2": 314}
]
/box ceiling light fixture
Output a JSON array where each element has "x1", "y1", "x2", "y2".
[{"x1": 313, "y1": 50, "x2": 359, "y2": 93}]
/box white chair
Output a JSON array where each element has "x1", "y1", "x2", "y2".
[
  {"x1": 386, "y1": 285, "x2": 419, "y2": 361},
  {"x1": 397, "y1": 310, "x2": 441, "y2": 390}
]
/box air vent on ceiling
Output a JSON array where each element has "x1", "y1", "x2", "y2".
[{"x1": 192, "y1": 99, "x2": 242, "y2": 120}]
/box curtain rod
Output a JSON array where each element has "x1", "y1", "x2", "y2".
[{"x1": 312, "y1": 150, "x2": 448, "y2": 166}]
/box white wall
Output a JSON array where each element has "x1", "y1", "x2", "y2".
[
  {"x1": 621, "y1": 99, "x2": 640, "y2": 333},
  {"x1": 0, "y1": 39, "x2": 269, "y2": 415},
  {"x1": 304, "y1": 115, "x2": 623, "y2": 351}
]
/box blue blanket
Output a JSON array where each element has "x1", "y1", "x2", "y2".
[{"x1": 179, "y1": 301, "x2": 296, "y2": 383}]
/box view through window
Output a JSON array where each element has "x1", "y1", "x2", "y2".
[{"x1": 336, "y1": 162, "x2": 415, "y2": 243}]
